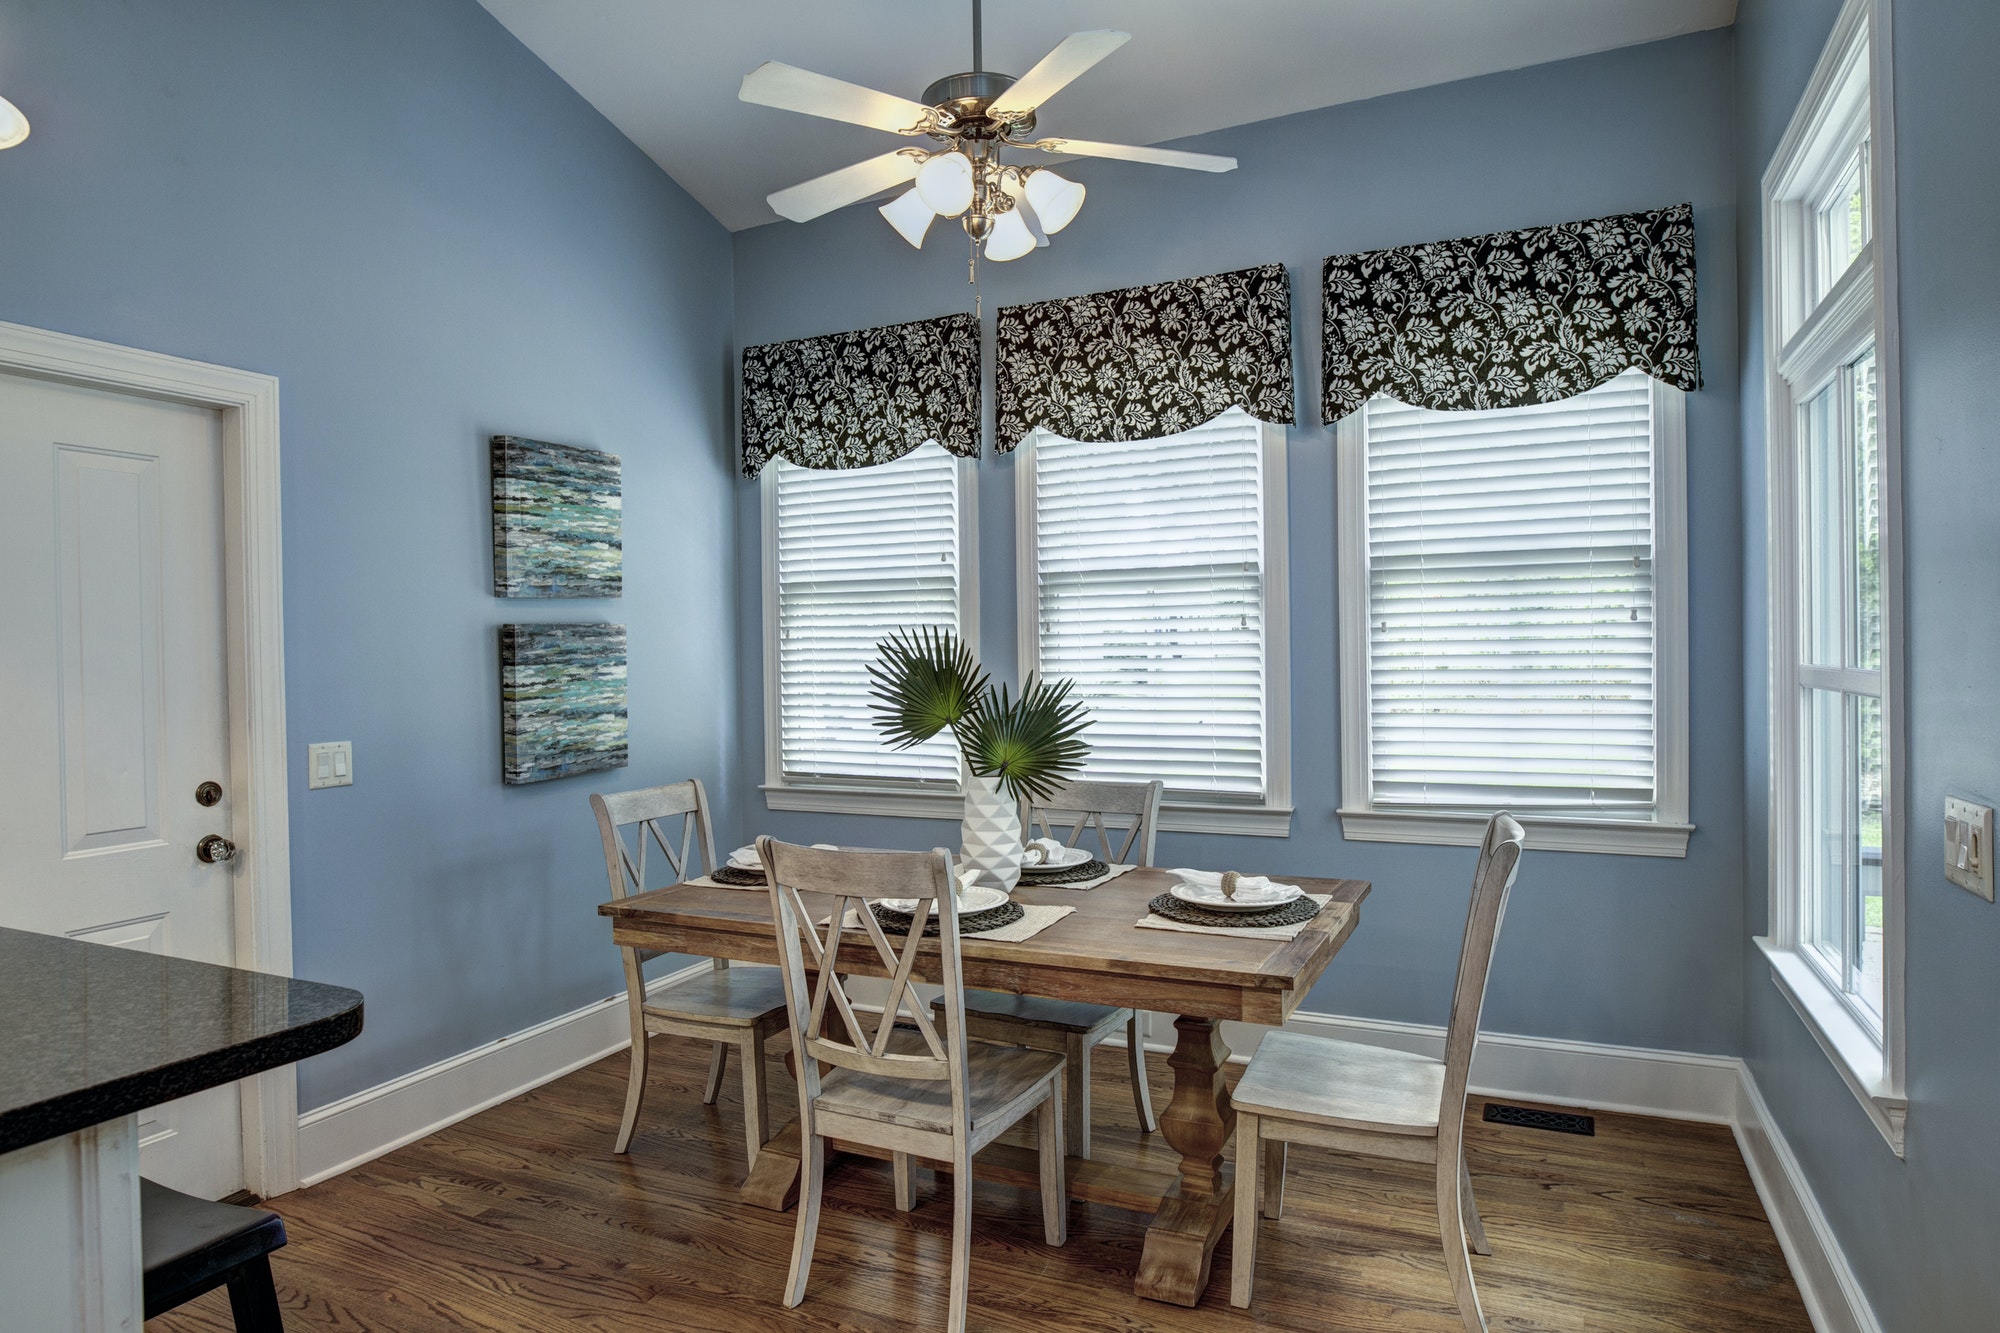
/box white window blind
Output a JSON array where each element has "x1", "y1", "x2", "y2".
[
  {"x1": 1029, "y1": 409, "x2": 1268, "y2": 800},
  {"x1": 1360, "y1": 370, "x2": 1657, "y2": 816},
  {"x1": 772, "y1": 444, "x2": 962, "y2": 787}
]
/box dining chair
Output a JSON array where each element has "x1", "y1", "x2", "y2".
[
  {"x1": 759, "y1": 837, "x2": 1068, "y2": 1333},
  {"x1": 590, "y1": 780, "x2": 788, "y2": 1168},
  {"x1": 940, "y1": 778, "x2": 1163, "y2": 1157},
  {"x1": 1229, "y1": 811, "x2": 1526, "y2": 1331}
]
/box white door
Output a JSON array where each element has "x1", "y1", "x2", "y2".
[{"x1": 0, "y1": 371, "x2": 244, "y2": 1199}]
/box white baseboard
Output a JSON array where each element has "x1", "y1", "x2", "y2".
[
  {"x1": 1732, "y1": 1066, "x2": 1884, "y2": 1333},
  {"x1": 294, "y1": 960, "x2": 714, "y2": 1188}
]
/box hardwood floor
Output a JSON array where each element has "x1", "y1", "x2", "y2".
[{"x1": 153, "y1": 1035, "x2": 1812, "y2": 1331}]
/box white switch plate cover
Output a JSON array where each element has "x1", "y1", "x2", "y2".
[
  {"x1": 1944, "y1": 796, "x2": 1993, "y2": 901},
  {"x1": 307, "y1": 741, "x2": 353, "y2": 790}
]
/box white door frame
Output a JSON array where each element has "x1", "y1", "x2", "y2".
[{"x1": 0, "y1": 320, "x2": 298, "y2": 1196}]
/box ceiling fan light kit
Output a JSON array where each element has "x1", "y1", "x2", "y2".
[
  {"x1": 0, "y1": 95, "x2": 29, "y2": 150},
  {"x1": 740, "y1": 0, "x2": 1234, "y2": 265}
]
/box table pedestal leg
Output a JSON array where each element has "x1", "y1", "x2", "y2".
[
  {"x1": 740, "y1": 1119, "x2": 803, "y2": 1211},
  {"x1": 1133, "y1": 1014, "x2": 1235, "y2": 1306}
]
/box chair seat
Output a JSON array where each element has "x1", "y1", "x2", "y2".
[
  {"x1": 1232, "y1": 1030, "x2": 1446, "y2": 1137},
  {"x1": 140, "y1": 1178, "x2": 287, "y2": 1318},
  {"x1": 642, "y1": 966, "x2": 788, "y2": 1027},
  {"x1": 941, "y1": 988, "x2": 1127, "y2": 1037},
  {"x1": 815, "y1": 1041, "x2": 1065, "y2": 1136}
]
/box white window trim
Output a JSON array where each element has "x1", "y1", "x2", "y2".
[
  {"x1": 1334, "y1": 380, "x2": 1692, "y2": 858},
  {"x1": 759, "y1": 452, "x2": 981, "y2": 818},
  {"x1": 1014, "y1": 419, "x2": 1294, "y2": 838},
  {"x1": 1754, "y1": 0, "x2": 1907, "y2": 1155}
]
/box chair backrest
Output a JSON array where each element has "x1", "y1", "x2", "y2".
[
  {"x1": 1436, "y1": 813, "x2": 1526, "y2": 1136},
  {"x1": 759, "y1": 838, "x2": 970, "y2": 1122},
  {"x1": 1020, "y1": 778, "x2": 1164, "y2": 867},
  {"x1": 588, "y1": 780, "x2": 718, "y2": 901}
]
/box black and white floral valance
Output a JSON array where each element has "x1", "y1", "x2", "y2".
[
  {"x1": 1320, "y1": 203, "x2": 1701, "y2": 422},
  {"x1": 995, "y1": 263, "x2": 1294, "y2": 451},
  {"x1": 740, "y1": 313, "x2": 980, "y2": 477}
]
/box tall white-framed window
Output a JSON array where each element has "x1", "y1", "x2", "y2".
[
  {"x1": 1754, "y1": 0, "x2": 1906, "y2": 1155},
  {"x1": 1336, "y1": 369, "x2": 1691, "y2": 857},
  {"x1": 761, "y1": 442, "x2": 979, "y2": 816},
  {"x1": 1016, "y1": 408, "x2": 1292, "y2": 836}
]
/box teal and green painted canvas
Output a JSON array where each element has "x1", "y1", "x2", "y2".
[
  {"x1": 492, "y1": 436, "x2": 622, "y2": 597},
  {"x1": 499, "y1": 623, "x2": 628, "y2": 784}
]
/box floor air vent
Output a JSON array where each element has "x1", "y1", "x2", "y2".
[{"x1": 1482, "y1": 1103, "x2": 1595, "y2": 1136}]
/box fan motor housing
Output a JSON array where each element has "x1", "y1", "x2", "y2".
[{"x1": 921, "y1": 70, "x2": 1034, "y2": 139}]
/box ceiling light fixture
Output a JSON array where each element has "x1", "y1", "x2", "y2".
[
  {"x1": 0, "y1": 95, "x2": 29, "y2": 150},
  {"x1": 741, "y1": 0, "x2": 1235, "y2": 268}
]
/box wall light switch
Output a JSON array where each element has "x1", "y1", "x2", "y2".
[
  {"x1": 1944, "y1": 796, "x2": 1992, "y2": 901},
  {"x1": 307, "y1": 741, "x2": 353, "y2": 790}
]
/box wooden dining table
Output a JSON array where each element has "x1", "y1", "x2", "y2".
[{"x1": 600, "y1": 864, "x2": 1369, "y2": 1308}]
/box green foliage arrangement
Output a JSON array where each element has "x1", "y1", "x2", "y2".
[{"x1": 867, "y1": 627, "x2": 1091, "y2": 805}]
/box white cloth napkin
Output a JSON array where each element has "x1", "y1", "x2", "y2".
[
  {"x1": 1167, "y1": 868, "x2": 1301, "y2": 898},
  {"x1": 729, "y1": 841, "x2": 837, "y2": 868},
  {"x1": 1020, "y1": 836, "x2": 1069, "y2": 865}
]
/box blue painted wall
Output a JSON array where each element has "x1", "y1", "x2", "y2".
[
  {"x1": 0, "y1": 0, "x2": 738, "y2": 1109},
  {"x1": 1738, "y1": 1, "x2": 2000, "y2": 1327},
  {"x1": 729, "y1": 32, "x2": 1747, "y2": 1055}
]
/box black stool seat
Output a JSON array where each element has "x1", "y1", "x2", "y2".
[{"x1": 141, "y1": 1178, "x2": 288, "y2": 1328}]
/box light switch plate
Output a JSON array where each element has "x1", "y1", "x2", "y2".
[
  {"x1": 1944, "y1": 796, "x2": 1993, "y2": 900},
  {"x1": 307, "y1": 741, "x2": 353, "y2": 790}
]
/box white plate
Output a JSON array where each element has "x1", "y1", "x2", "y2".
[
  {"x1": 879, "y1": 886, "x2": 1009, "y2": 916},
  {"x1": 1169, "y1": 880, "x2": 1302, "y2": 913},
  {"x1": 1021, "y1": 845, "x2": 1093, "y2": 870}
]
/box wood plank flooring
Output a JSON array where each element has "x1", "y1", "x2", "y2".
[{"x1": 153, "y1": 1035, "x2": 1812, "y2": 1331}]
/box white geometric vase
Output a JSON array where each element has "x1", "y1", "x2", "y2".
[{"x1": 958, "y1": 757, "x2": 1022, "y2": 893}]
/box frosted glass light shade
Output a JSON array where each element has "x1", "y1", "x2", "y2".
[
  {"x1": 915, "y1": 150, "x2": 974, "y2": 217},
  {"x1": 879, "y1": 187, "x2": 934, "y2": 248},
  {"x1": 1024, "y1": 169, "x2": 1085, "y2": 233},
  {"x1": 1001, "y1": 176, "x2": 1051, "y2": 247},
  {"x1": 0, "y1": 96, "x2": 28, "y2": 150},
  {"x1": 984, "y1": 208, "x2": 1036, "y2": 262}
]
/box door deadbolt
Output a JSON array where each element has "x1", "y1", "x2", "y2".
[
  {"x1": 196, "y1": 834, "x2": 237, "y2": 864},
  {"x1": 195, "y1": 781, "x2": 223, "y2": 807}
]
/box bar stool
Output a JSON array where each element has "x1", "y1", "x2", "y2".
[{"x1": 141, "y1": 1177, "x2": 288, "y2": 1330}]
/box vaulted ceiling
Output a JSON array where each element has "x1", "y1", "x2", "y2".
[{"x1": 479, "y1": 1, "x2": 1736, "y2": 232}]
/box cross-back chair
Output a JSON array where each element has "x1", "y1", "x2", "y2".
[
  {"x1": 759, "y1": 837, "x2": 1068, "y2": 1333},
  {"x1": 589, "y1": 780, "x2": 788, "y2": 1168},
  {"x1": 1230, "y1": 811, "x2": 1527, "y2": 1330},
  {"x1": 939, "y1": 777, "x2": 1164, "y2": 1156}
]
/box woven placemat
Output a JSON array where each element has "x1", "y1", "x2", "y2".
[
  {"x1": 871, "y1": 901, "x2": 1026, "y2": 937},
  {"x1": 1016, "y1": 857, "x2": 1109, "y2": 885},
  {"x1": 1144, "y1": 892, "x2": 1322, "y2": 930},
  {"x1": 710, "y1": 865, "x2": 767, "y2": 886}
]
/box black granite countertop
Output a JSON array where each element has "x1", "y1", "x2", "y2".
[{"x1": 0, "y1": 927, "x2": 363, "y2": 1155}]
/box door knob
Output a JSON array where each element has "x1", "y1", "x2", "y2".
[{"x1": 196, "y1": 834, "x2": 237, "y2": 864}]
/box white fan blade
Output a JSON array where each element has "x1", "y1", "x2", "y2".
[
  {"x1": 1030, "y1": 138, "x2": 1237, "y2": 173},
  {"x1": 987, "y1": 30, "x2": 1130, "y2": 119},
  {"x1": 768, "y1": 151, "x2": 923, "y2": 222},
  {"x1": 740, "y1": 61, "x2": 933, "y2": 134}
]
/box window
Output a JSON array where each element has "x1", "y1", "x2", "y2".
[
  {"x1": 1337, "y1": 370, "x2": 1690, "y2": 856},
  {"x1": 761, "y1": 443, "x2": 976, "y2": 813},
  {"x1": 1018, "y1": 408, "x2": 1291, "y2": 835},
  {"x1": 1755, "y1": 0, "x2": 1905, "y2": 1154}
]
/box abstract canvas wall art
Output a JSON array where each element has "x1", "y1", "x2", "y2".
[
  {"x1": 499, "y1": 623, "x2": 628, "y2": 784},
  {"x1": 492, "y1": 435, "x2": 622, "y2": 597}
]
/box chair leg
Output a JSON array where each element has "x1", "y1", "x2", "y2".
[
  {"x1": 947, "y1": 1143, "x2": 975, "y2": 1333},
  {"x1": 1459, "y1": 1149, "x2": 1492, "y2": 1256},
  {"x1": 1230, "y1": 1111, "x2": 1261, "y2": 1309},
  {"x1": 893, "y1": 1152, "x2": 917, "y2": 1212},
  {"x1": 1437, "y1": 1156, "x2": 1489, "y2": 1333},
  {"x1": 1261, "y1": 1138, "x2": 1288, "y2": 1220},
  {"x1": 739, "y1": 1034, "x2": 770, "y2": 1172},
  {"x1": 613, "y1": 1019, "x2": 649, "y2": 1154},
  {"x1": 1126, "y1": 1012, "x2": 1157, "y2": 1134},
  {"x1": 1038, "y1": 1076, "x2": 1067, "y2": 1246},
  {"x1": 1065, "y1": 1031, "x2": 1091, "y2": 1160},
  {"x1": 783, "y1": 1130, "x2": 826, "y2": 1309},
  {"x1": 224, "y1": 1254, "x2": 285, "y2": 1332},
  {"x1": 703, "y1": 1040, "x2": 729, "y2": 1106}
]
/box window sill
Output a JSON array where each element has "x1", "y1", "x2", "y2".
[
  {"x1": 764, "y1": 783, "x2": 1293, "y2": 836},
  {"x1": 1337, "y1": 808, "x2": 1692, "y2": 857},
  {"x1": 1755, "y1": 936, "x2": 1907, "y2": 1157}
]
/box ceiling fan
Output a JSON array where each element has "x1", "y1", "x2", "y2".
[{"x1": 739, "y1": 0, "x2": 1237, "y2": 263}]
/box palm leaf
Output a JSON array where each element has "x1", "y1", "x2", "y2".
[
  {"x1": 866, "y1": 626, "x2": 989, "y2": 750},
  {"x1": 959, "y1": 674, "x2": 1093, "y2": 805}
]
